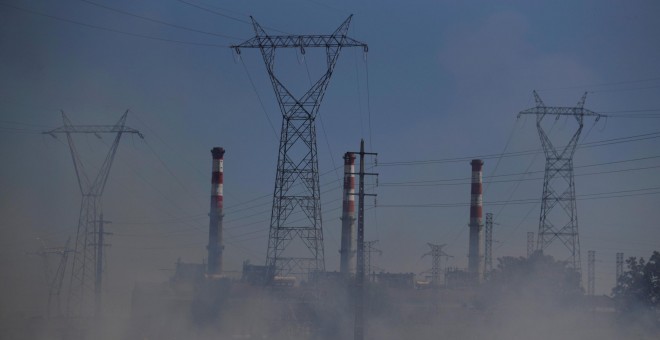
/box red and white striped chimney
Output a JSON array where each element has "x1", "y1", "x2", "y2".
[
  {"x1": 468, "y1": 159, "x2": 484, "y2": 281},
  {"x1": 207, "y1": 147, "x2": 225, "y2": 276},
  {"x1": 340, "y1": 152, "x2": 356, "y2": 275}
]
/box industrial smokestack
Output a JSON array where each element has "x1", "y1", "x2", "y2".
[
  {"x1": 207, "y1": 147, "x2": 225, "y2": 276},
  {"x1": 340, "y1": 152, "x2": 356, "y2": 275},
  {"x1": 468, "y1": 159, "x2": 484, "y2": 282}
]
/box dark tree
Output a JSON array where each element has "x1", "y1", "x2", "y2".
[
  {"x1": 612, "y1": 251, "x2": 660, "y2": 312},
  {"x1": 479, "y1": 252, "x2": 583, "y2": 308}
]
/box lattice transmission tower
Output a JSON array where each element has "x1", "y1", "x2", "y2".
[
  {"x1": 232, "y1": 17, "x2": 367, "y2": 281},
  {"x1": 423, "y1": 243, "x2": 451, "y2": 287},
  {"x1": 363, "y1": 240, "x2": 382, "y2": 281},
  {"x1": 484, "y1": 213, "x2": 495, "y2": 275},
  {"x1": 518, "y1": 91, "x2": 603, "y2": 273},
  {"x1": 45, "y1": 111, "x2": 142, "y2": 317},
  {"x1": 527, "y1": 232, "x2": 535, "y2": 258},
  {"x1": 587, "y1": 250, "x2": 595, "y2": 295},
  {"x1": 615, "y1": 252, "x2": 624, "y2": 283}
]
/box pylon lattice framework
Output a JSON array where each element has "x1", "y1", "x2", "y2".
[
  {"x1": 363, "y1": 240, "x2": 382, "y2": 280},
  {"x1": 484, "y1": 213, "x2": 494, "y2": 274},
  {"x1": 518, "y1": 91, "x2": 603, "y2": 273},
  {"x1": 423, "y1": 243, "x2": 451, "y2": 286},
  {"x1": 45, "y1": 111, "x2": 142, "y2": 317},
  {"x1": 587, "y1": 250, "x2": 595, "y2": 295},
  {"x1": 615, "y1": 252, "x2": 624, "y2": 283},
  {"x1": 232, "y1": 16, "x2": 367, "y2": 280}
]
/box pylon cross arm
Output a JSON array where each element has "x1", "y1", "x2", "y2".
[
  {"x1": 232, "y1": 35, "x2": 367, "y2": 51},
  {"x1": 518, "y1": 107, "x2": 601, "y2": 119},
  {"x1": 44, "y1": 126, "x2": 143, "y2": 138}
]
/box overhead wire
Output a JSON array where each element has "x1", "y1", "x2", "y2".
[
  {"x1": 378, "y1": 130, "x2": 660, "y2": 166},
  {"x1": 77, "y1": 0, "x2": 241, "y2": 40},
  {"x1": 141, "y1": 138, "x2": 206, "y2": 209},
  {"x1": 483, "y1": 119, "x2": 521, "y2": 193},
  {"x1": 112, "y1": 162, "x2": 344, "y2": 229},
  {"x1": 365, "y1": 53, "x2": 374, "y2": 151},
  {"x1": 175, "y1": 0, "x2": 291, "y2": 35},
  {"x1": 239, "y1": 58, "x2": 279, "y2": 138},
  {"x1": 0, "y1": 3, "x2": 229, "y2": 47},
  {"x1": 130, "y1": 110, "x2": 207, "y2": 181},
  {"x1": 353, "y1": 48, "x2": 365, "y2": 138},
  {"x1": 175, "y1": 0, "x2": 252, "y2": 25},
  {"x1": 302, "y1": 56, "x2": 342, "y2": 185},
  {"x1": 378, "y1": 185, "x2": 660, "y2": 209},
  {"x1": 113, "y1": 170, "x2": 345, "y2": 237},
  {"x1": 380, "y1": 155, "x2": 660, "y2": 187},
  {"x1": 536, "y1": 76, "x2": 660, "y2": 92}
]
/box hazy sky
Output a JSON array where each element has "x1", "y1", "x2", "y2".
[{"x1": 1, "y1": 0, "x2": 659, "y2": 314}]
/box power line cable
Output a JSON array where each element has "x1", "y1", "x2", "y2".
[
  {"x1": 130, "y1": 110, "x2": 207, "y2": 181},
  {"x1": 141, "y1": 138, "x2": 206, "y2": 209},
  {"x1": 302, "y1": 56, "x2": 342, "y2": 185},
  {"x1": 380, "y1": 155, "x2": 660, "y2": 186},
  {"x1": 378, "y1": 186, "x2": 660, "y2": 208},
  {"x1": 379, "y1": 130, "x2": 660, "y2": 166},
  {"x1": 0, "y1": 3, "x2": 228, "y2": 47},
  {"x1": 175, "y1": 0, "x2": 251, "y2": 25},
  {"x1": 537, "y1": 76, "x2": 660, "y2": 92},
  {"x1": 483, "y1": 119, "x2": 520, "y2": 193},
  {"x1": 77, "y1": 0, "x2": 240, "y2": 40},
  {"x1": 590, "y1": 85, "x2": 660, "y2": 94},
  {"x1": 365, "y1": 53, "x2": 374, "y2": 150},
  {"x1": 176, "y1": 0, "x2": 291, "y2": 35},
  {"x1": 239, "y1": 58, "x2": 279, "y2": 138}
]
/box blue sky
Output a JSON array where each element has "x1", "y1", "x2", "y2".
[{"x1": 1, "y1": 0, "x2": 659, "y2": 313}]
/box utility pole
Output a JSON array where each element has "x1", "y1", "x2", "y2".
[
  {"x1": 349, "y1": 139, "x2": 377, "y2": 340},
  {"x1": 527, "y1": 232, "x2": 535, "y2": 258},
  {"x1": 518, "y1": 91, "x2": 603, "y2": 273},
  {"x1": 44, "y1": 110, "x2": 142, "y2": 317},
  {"x1": 232, "y1": 16, "x2": 367, "y2": 282},
  {"x1": 423, "y1": 243, "x2": 451, "y2": 287}
]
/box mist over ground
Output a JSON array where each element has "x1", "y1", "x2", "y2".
[{"x1": 1, "y1": 0, "x2": 659, "y2": 339}]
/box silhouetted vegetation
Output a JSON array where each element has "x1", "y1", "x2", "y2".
[
  {"x1": 612, "y1": 251, "x2": 660, "y2": 312},
  {"x1": 479, "y1": 252, "x2": 583, "y2": 309}
]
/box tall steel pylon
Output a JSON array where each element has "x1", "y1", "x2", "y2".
[
  {"x1": 29, "y1": 237, "x2": 73, "y2": 316},
  {"x1": 363, "y1": 240, "x2": 382, "y2": 281},
  {"x1": 527, "y1": 231, "x2": 535, "y2": 258},
  {"x1": 232, "y1": 17, "x2": 367, "y2": 280},
  {"x1": 587, "y1": 250, "x2": 595, "y2": 295},
  {"x1": 423, "y1": 243, "x2": 451, "y2": 287},
  {"x1": 45, "y1": 111, "x2": 142, "y2": 317},
  {"x1": 518, "y1": 91, "x2": 603, "y2": 273},
  {"x1": 615, "y1": 252, "x2": 624, "y2": 284},
  {"x1": 484, "y1": 213, "x2": 494, "y2": 275}
]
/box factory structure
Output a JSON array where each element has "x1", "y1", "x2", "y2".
[
  {"x1": 125, "y1": 16, "x2": 500, "y2": 338},
  {"x1": 26, "y1": 15, "x2": 620, "y2": 340},
  {"x1": 207, "y1": 147, "x2": 226, "y2": 278},
  {"x1": 340, "y1": 152, "x2": 357, "y2": 276},
  {"x1": 468, "y1": 159, "x2": 485, "y2": 282},
  {"x1": 124, "y1": 146, "x2": 492, "y2": 338}
]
